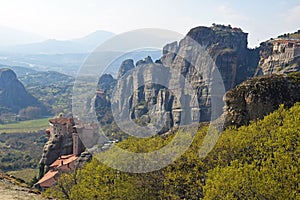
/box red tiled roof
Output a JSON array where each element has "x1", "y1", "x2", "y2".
[
  {"x1": 50, "y1": 154, "x2": 78, "y2": 168},
  {"x1": 38, "y1": 154, "x2": 79, "y2": 189},
  {"x1": 37, "y1": 170, "x2": 59, "y2": 188}
]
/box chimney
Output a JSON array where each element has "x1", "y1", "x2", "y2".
[{"x1": 73, "y1": 133, "x2": 79, "y2": 156}]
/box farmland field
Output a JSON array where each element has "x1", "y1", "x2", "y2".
[{"x1": 0, "y1": 118, "x2": 51, "y2": 133}]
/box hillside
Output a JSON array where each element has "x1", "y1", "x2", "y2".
[
  {"x1": 0, "y1": 130, "x2": 47, "y2": 172},
  {"x1": 0, "y1": 67, "x2": 74, "y2": 116},
  {"x1": 0, "y1": 65, "x2": 37, "y2": 77},
  {"x1": 45, "y1": 103, "x2": 300, "y2": 199},
  {"x1": 19, "y1": 71, "x2": 74, "y2": 116}
]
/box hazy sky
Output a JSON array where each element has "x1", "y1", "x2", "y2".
[{"x1": 0, "y1": 0, "x2": 299, "y2": 47}]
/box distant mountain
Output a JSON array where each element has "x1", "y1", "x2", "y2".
[
  {"x1": 9, "y1": 39, "x2": 84, "y2": 54},
  {"x1": 0, "y1": 50, "x2": 161, "y2": 77},
  {"x1": 4, "y1": 30, "x2": 115, "y2": 54},
  {"x1": 0, "y1": 54, "x2": 87, "y2": 76},
  {"x1": 72, "y1": 30, "x2": 115, "y2": 51},
  {"x1": 0, "y1": 26, "x2": 45, "y2": 47}
]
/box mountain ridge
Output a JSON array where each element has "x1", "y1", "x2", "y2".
[{"x1": 2, "y1": 30, "x2": 115, "y2": 54}]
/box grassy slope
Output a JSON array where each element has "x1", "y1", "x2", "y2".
[{"x1": 7, "y1": 168, "x2": 39, "y2": 183}]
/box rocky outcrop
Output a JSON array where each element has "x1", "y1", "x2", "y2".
[
  {"x1": 97, "y1": 73, "x2": 117, "y2": 92},
  {"x1": 95, "y1": 24, "x2": 260, "y2": 134},
  {"x1": 255, "y1": 39, "x2": 300, "y2": 75},
  {"x1": 181, "y1": 25, "x2": 259, "y2": 91},
  {"x1": 224, "y1": 72, "x2": 300, "y2": 127},
  {"x1": 117, "y1": 59, "x2": 135, "y2": 79},
  {"x1": 0, "y1": 68, "x2": 46, "y2": 113}
]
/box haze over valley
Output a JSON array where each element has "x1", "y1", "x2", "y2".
[{"x1": 0, "y1": 1, "x2": 299, "y2": 199}]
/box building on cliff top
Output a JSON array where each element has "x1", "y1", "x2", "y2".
[
  {"x1": 37, "y1": 116, "x2": 85, "y2": 190},
  {"x1": 272, "y1": 39, "x2": 300, "y2": 55}
]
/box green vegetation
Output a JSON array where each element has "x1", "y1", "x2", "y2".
[
  {"x1": 288, "y1": 71, "x2": 300, "y2": 83},
  {"x1": 278, "y1": 30, "x2": 300, "y2": 39},
  {"x1": 45, "y1": 103, "x2": 300, "y2": 199},
  {"x1": 19, "y1": 71, "x2": 75, "y2": 116},
  {"x1": 0, "y1": 118, "x2": 50, "y2": 133},
  {"x1": 0, "y1": 130, "x2": 46, "y2": 172},
  {"x1": 0, "y1": 119, "x2": 49, "y2": 180}
]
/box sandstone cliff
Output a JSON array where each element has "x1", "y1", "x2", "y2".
[
  {"x1": 95, "y1": 24, "x2": 260, "y2": 134},
  {"x1": 95, "y1": 26, "x2": 300, "y2": 134}
]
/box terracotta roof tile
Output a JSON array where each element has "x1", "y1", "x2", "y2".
[
  {"x1": 37, "y1": 170, "x2": 59, "y2": 188},
  {"x1": 50, "y1": 154, "x2": 78, "y2": 168}
]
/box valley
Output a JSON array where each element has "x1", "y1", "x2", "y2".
[{"x1": 0, "y1": 22, "x2": 299, "y2": 199}]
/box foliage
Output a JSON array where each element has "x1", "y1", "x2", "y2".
[
  {"x1": 278, "y1": 30, "x2": 300, "y2": 39},
  {"x1": 45, "y1": 103, "x2": 300, "y2": 199},
  {"x1": 0, "y1": 130, "x2": 46, "y2": 174},
  {"x1": 18, "y1": 106, "x2": 43, "y2": 120},
  {"x1": 288, "y1": 71, "x2": 300, "y2": 83},
  {"x1": 19, "y1": 71, "x2": 74, "y2": 116},
  {"x1": 203, "y1": 104, "x2": 300, "y2": 199}
]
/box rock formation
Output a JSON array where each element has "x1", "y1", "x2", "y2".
[
  {"x1": 95, "y1": 25, "x2": 300, "y2": 133},
  {"x1": 224, "y1": 72, "x2": 300, "y2": 127},
  {"x1": 117, "y1": 59, "x2": 135, "y2": 79},
  {"x1": 95, "y1": 24, "x2": 260, "y2": 134},
  {"x1": 0, "y1": 68, "x2": 46, "y2": 114}
]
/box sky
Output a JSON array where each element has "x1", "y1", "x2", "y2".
[{"x1": 0, "y1": 0, "x2": 299, "y2": 47}]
